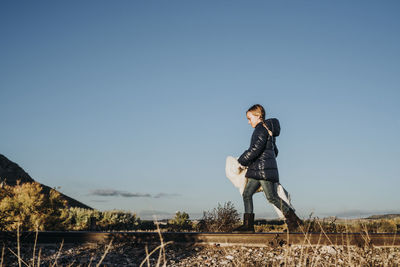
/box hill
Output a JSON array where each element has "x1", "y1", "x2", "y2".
[
  {"x1": 366, "y1": 214, "x2": 400, "y2": 220},
  {"x1": 0, "y1": 154, "x2": 91, "y2": 209}
]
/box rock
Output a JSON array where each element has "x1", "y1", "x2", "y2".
[{"x1": 3, "y1": 241, "x2": 400, "y2": 266}]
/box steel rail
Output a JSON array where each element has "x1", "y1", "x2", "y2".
[{"x1": 1, "y1": 232, "x2": 399, "y2": 247}]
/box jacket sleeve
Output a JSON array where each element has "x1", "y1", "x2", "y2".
[
  {"x1": 238, "y1": 127, "x2": 268, "y2": 167},
  {"x1": 273, "y1": 137, "x2": 279, "y2": 157},
  {"x1": 274, "y1": 146, "x2": 279, "y2": 157}
]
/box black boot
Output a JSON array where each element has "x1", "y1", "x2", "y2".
[
  {"x1": 284, "y1": 209, "x2": 303, "y2": 232},
  {"x1": 233, "y1": 213, "x2": 255, "y2": 233}
]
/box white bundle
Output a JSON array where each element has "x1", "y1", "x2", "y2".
[{"x1": 225, "y1": 156, "x2": 247, "y2": 195}]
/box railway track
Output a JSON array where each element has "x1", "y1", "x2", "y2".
[{"x1": 1, "y1": 231, "x2": 399, "y2": 247}]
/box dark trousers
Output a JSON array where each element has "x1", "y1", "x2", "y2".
[{"x1": 243, "y1": 177, "x2": 292, "y2": 214}]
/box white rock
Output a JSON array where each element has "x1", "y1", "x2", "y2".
[
  {"x1": 320, "y1": 246, "x2": 336, "y2": 255},
  {"x1": 225, "y1": 255, "x2": 234, "y2": 260}
]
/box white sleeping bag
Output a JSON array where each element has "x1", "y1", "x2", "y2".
[{"x1": 225, "y1": 156, "x2": 295, "y2": 219}]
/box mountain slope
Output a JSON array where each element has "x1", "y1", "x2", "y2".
[{"x1": 0, "y1": 154, "x2": 91, "y2": 209}]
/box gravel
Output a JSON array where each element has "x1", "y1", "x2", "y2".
[{"x1": 2, "y1": 241, "x2": 400, "y2": 266}]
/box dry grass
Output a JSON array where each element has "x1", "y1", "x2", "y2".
[
  {"x1": 1, "y1": 217, "x2": 399, "y2": 266},
  {"x1": 138, "y1": 215, "x2": 173, "y2": 267},
  {"x1": 254, "y1": 215, "x2": 399, "y2": 234},
  {"x1": 2, "y1": 228, "x2": 114, "y2": 267}
]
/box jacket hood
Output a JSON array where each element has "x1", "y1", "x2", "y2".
[{"x1": 264, "y1": 118, "x2": 280, "y2": 137}]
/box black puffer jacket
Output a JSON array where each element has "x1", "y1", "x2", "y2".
[{"x1": 238, "y1": 118, "x2": 280, "y2": 182}]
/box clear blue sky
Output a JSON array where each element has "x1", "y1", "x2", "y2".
[{"x1": 1, "y1": 1, "x2": 399, "y2": 219}]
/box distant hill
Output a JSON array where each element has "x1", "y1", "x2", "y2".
[
  {"x1": 0, "y1": 154, "x2": 91, "y2": 209},
  {"x1": 366, "y1": 214, "x2": 400, "y2": 220}
]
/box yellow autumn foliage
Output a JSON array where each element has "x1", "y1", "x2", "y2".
[{"x1": 0, "y1": 181, "x2": 69, "y2": 231}]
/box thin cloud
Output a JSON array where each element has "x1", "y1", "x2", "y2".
[
  {"x1": 90, "y1": 189, "x2": 179, "y2": 198},
  {"x1": 91, "y1": 189, "x2": 120, "y2": 197},
  {"x1": 90, "y1": 189, "x2": 151, "y2": 198},
  {"x1": 120, "y1": 192, "x2": 151, "y2": 198},
  {"x1": 153, "y1": 193, "x2": 180, "y2": 198}
]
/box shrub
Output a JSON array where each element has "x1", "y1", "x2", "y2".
[
  {"x1": 302, "y1": 217, "x2": 347, "y2": 233},
  {"x1": 343, "y1": 219, "x2": 397, "y2": 234},
  {"x1": 64, "y1": 208, "x2": 140, "y2": 231},
  {"x1": 64, "y1": 207, "x2": 101, "y2": 230},
  {"x1": 353, "y1": 220, "x2": 381, "y2": 233},
  {"x1": 377, "y1": 219, "x2": 397, "y2": 233},
  {"x1": 167, "y1": 211, "x2": 192, "y2": 231},
  {"x1": 253, "y1": 219, "x2": 286, "y2": 232},
  {"x1": 98, "y1": 210, "x2": 140, "y2": 231},
  {"x1": 254, "y1": 224, "x2": 286, "y2": 233},
  {"x1": 198, "y1": 201, "x2": 240, "y2": 232},
  {"x1": 0, "y1": 181, "x2": 68, "y2": 231},
  {"x1": 136, "y1": 220, "x2": 156, "y2": 231}
]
